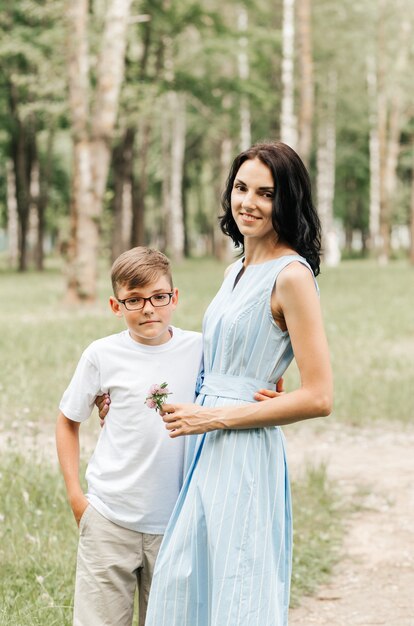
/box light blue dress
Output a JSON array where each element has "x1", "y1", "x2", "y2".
[{"x1": 146, "y1": 255, "x2": 315, "y2": 626}]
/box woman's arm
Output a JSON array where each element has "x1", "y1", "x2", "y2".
[{"x1": 161, "y1": 263, "x2": 332, "y2": 436}]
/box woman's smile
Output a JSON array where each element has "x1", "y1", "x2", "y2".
[{"x1": 239, "y1": 211, "x2": 262, "y2": 222}]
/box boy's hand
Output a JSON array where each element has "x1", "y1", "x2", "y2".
[
  {"x1": 254, "y1": 377, "x2": 285, "y2": 402},
  {"x1": 70, "y1": 492, "x2": 89, "y2": 527},
  {"x1": 95, "y1": 393, "x2": 111, "y2": 427}
]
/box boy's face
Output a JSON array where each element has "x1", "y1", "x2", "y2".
[{"x1": 110, "y1": 274, "x2": 178, "y2": 346}]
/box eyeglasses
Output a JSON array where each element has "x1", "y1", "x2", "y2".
[{"x1": 117, "y1": 293, "x2": 174, "y2": 311}]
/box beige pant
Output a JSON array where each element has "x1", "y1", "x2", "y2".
[{"x1": 73, "y1": 505, "x2": 163, "y2": 626}]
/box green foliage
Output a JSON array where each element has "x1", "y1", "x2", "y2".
[
  {"x1": 290, "y1": 464, "x2": 343, "y2": 606},
  {"x1": 0, "y1": 0, "x2": 69, "y2": 235},
  {"x1": 1, "y1": 0, "x2": 413, "y2": 258},
  {"x1": 0, "y1": 453, "x2": 78, "y2": 626},
  {"x1": 0, "y1": 0, "x2": 66, "y2": 125},
  {"x1": 335, "y1": 129, "x2": 370, "y2": 233}
]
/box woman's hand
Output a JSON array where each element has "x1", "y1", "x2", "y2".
[
  {"x1": 161, "y1": 403, "x2": 218, "y2": 438},
  {"x1": 95, "y1": 393, "x2": 111, "y2": 427}
]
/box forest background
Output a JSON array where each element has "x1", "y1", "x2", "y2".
[
  {"x1": 1, "y1": 1, "x2": 414, "y2": 624},
  {"x1": 1, "y1": 0, "x2": 414, "y2": 295}
]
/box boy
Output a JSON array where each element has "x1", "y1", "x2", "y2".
[{"x1": 56, "y1": 247, "x2": 203, "y2": 626}]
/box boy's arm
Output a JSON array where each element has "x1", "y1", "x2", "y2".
[{"x1": 56, "y1": 411, "x2": 89, "y2": 526}]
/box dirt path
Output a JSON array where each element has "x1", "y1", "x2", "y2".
[{"x1": 286, "y1": 421, "x2": 414, "y2": 626}]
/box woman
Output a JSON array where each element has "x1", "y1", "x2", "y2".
[{"x1": 145, "y1": 141, "x2": 333, "y2": 626}]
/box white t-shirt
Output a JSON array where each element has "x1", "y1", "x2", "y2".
[{"x1": 59, "y1": 326, "x2": 203, "y2": 533}]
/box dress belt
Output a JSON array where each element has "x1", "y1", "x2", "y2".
[{"x1": 199, "y1": 373, "x2": 274, "y2": 403}]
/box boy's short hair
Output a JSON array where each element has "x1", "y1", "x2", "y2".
[{"x1": 111, "y1": 247, "x2": 173, "y2": 297}]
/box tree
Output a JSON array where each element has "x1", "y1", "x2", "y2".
[
  {"x1": 237, "y1": 5, "x2": 251, "y2": 151},
  {"x1": 316, "y1": 72, "x2": 340, "y2": 266},
  {"x1": 297, "y1": 0, "x2": 314, "y2": 165},
  {"x1": 376, "y1": 2, "x2": 411, "y2": 264},
  {"x1": 66, "y1": 0, "x2": 132, "y2": 301},
  {"x1": 411, "y1": 134, "x2": 414, "y2": 265},
  {"x1": 0, "y1": 1, "x2": 66, "y2": 270},
  {"x1": 280, "y1": 0, "x2": 297, "y2": 147}
]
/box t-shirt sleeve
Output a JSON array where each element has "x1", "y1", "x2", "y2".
[{"x1": 59, "y1": 349, "x2": 102, "y2": 423}]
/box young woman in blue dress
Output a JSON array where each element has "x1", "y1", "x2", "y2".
[{"x1": 143, "y1": 141, "x2": 333, "y2": 626}]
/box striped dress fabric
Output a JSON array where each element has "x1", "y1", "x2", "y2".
[{"x1": 145, "y1": 255, "x2": 315, "y2": 626}]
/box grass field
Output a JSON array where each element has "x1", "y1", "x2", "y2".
[
  {"x1": 0, "y1": 256, "x2": 412, "y2": 623},
  {"x1": 1, "y1": 256, "x2": 412, "y2": 424}
]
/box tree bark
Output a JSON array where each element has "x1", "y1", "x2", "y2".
[
  {"x1": 160, "y1": 4, "x2": 186, "y2": 261},
  {"x1": 377, "y1": 6, "x2": 410, "y2": 265},
  {"x1": 14, "y1": 121, "x2": 36, "y2": 272},
  {"x1": 132, "y1": 119, "x2": 151, "y2": 248},
  {"x1": 66, "y1": 0, "x2": 132, "y2": 301},
  {"x1": 316, "y1": 72, "x2": 340, "y2": 266},
  {"x1": 6, "y1": 160, "x2": 19, "y2": 269},
  {"x1": 27, "y1": 158, "x2": 40, "y2": 268},
  {"x1": 213, "y1": 137, "x2": 233, "y2": 261},
  {"x1": 410, "y1": 135, "x2": 414, "y2": 266},
  {"x1": 297, "y1": 0, "x2": 314, "y2": 165},
  {"x1": 111, "y1": 127, "x2": 135, "y2": 262},
  {"x1": 281, "y1": 0, "x2": 297, "y2": 148},
  {"x1": 366, "y1": 54, "x2": 381, "y2": 254},
  {"x1": 166, "y1": 91, "x2": 186, "y2": 261},
  {"x1": 35, "y1": 129, "x2": 55, "y2": 271},
  {"x1": 238, "y1": 6, "x2": 251, "y2": 151},
  {"x1": 66, "y1": 0, "x2": 92, "y2": 299}
]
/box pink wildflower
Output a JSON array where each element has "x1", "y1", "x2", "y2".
[
  {"x1": 145, "y1": 382, "x2": 172, "y2": 413},
  {"x1": 149, "y1": 384, "x2": 162, "y2": 395}
]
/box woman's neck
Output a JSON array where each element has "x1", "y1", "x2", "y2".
[{"x1": 243, "y1": 240, "x2": 295, "y2": 266}]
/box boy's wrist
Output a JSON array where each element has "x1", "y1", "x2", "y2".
[
  {"x1": 68, "y1": 488, "x2": 86, "y2": 506},
  {"x1": 69, "y1": 491, "x2": 89, "y2": 525}
]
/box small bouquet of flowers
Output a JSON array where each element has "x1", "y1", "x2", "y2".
[{"x1": 145, "y1": 383, "x2": 171, "y2": 413}]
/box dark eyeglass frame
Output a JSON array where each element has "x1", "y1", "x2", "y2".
[{"x1": 117, "y1": 292, "x2": 174, "y2": 311}]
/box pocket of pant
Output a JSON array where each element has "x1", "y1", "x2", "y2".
[{"x1": 79, "y1": 504, "x2": 92, "y2": 534}]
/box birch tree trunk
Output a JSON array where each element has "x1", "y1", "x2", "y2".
[
  {"x1": 377, "y1": 7, "x2": 410, "y2": 265},
  {"x1": 238, "y1": 6, "x2": 251, "y2": 151},
  {"x1": 66, "y1": 0, "x2": 131, "y2": 301},
  {"x1": 66, "y1": 0, "x2": 92, "y2": 299},
  {"x1": 166, "y1": 91, "x2": 186, "y2": 261},
  {"x1": 6, "y1": 160, "x2": 19, "y2": 269},
  {"x1": 316, "y1": 72, "x2": 340, "y2": 266},
  {"x1": 281, "y1": 0, "x2": 297, "y2": 148},
  {"x1": 131, "y1": 119, "x2": 151, "y2": 248},
  {"x1": 111, "y1": 127, "x2": 135, "y2": 262},
  {"x1": 36, "y1": 129, "x2": 55, "y2": 271},
  {"x1": 212, "y1": 136, "x2": 233, "y2": 261},
  {"x1": 27, "y1": 158, "x2": 40, "y2": 267},
  {"x1": 297, "y1": 0, "x2": 313, "y2": 165},
  {"x1": 410, "y1": 135, "x2": 414, "y2": 266},
  {"x1": 160, "y1": 96, "x2": 171, "y2": 250},
  {"x1": 160, "y1": 7, "x2": 186, "y2": 261},
  {"x1": 366, "y1": 54, "x2": 381, "y2": 254}
]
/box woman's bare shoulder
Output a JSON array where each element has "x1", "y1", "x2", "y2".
[{"x1": 278, "y1": 259, "x2": 314, "y2": 284}]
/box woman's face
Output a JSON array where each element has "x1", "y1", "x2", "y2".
[{"x1": 230, "y1": 158, "x2": 276, "y2": 244}]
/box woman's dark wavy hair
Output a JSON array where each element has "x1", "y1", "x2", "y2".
[{"x1": 220, "y1": 141, "x2": 322, "y2": 276}]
